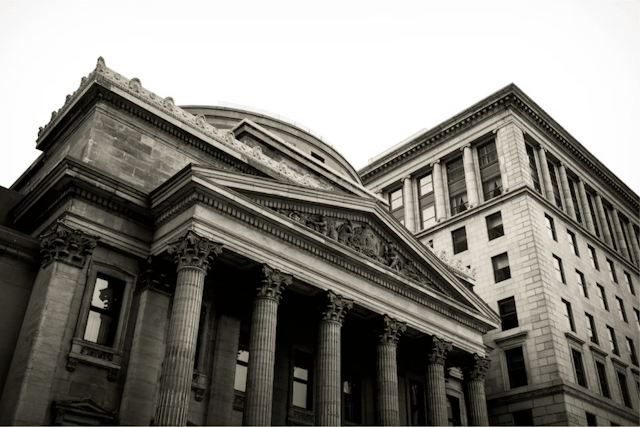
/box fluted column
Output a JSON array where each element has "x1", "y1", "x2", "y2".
[
  {"x1": 376, "y1": 315, "x2": 407, "y2": 426},
  {"x1": 243, "y1": 265, "x2": 292, "y2": 426},
  {"x1": 432, "y1": 160, "x2": 446, "y2": 222},
  {"x1": 558, "y1": 163, "x2": 576, "y2": 220},
  {"x1": 626, "y1": 221, "x2": 640, "y2": 266},
  {"x1": 463, "y1": 354, "x2": 491, "y2": 426},
  {"x1": 155, "y1": 231, "x2": 223, "y2": 426},
  {"x1": 316, "y1": 291, "x2": 353, "y2": 426},
  {"x1": 594, "y1": 193, "x2": 614, "y2": 247},
  {"x1": 403, "y1": 175, "x2": 416, "y2": 233},
  {"x1": 538, "y1": 148, "x2": 554, "y2": 202},
  {"x1": 577, "y1": 180, "x2": 595, "y2": 233},
  {"x1": 425, "y1": 335, "x2": 452, "y2": 426},
  {"x1": 462, "y1": 144, "x2": 479, "y2": 208},
  {"x1": 611, "y1": 208, "x2": 630, "y2": 260}
]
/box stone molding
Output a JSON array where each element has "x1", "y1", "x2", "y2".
[
  {"x1": 589, "y1": 344, "x2": 609, "y2": 358},
  {"x1": 256, "y1": 264, "x2": 292, "y2": 303},
  {"x1": 463, "y1": 353, "x2": 491, "y2": 380},
  {"x1": 565, "y1": 332, "x2": 586, "y2": 347},
  {"x1": 493, "y1": 331, "x2": 528, "y2": 348},
  {"x1": 67, "y1": 338, "x2": 122, "y2": 382},
  {"x1": 426, "y1": 335, "x2": 453, "y2": 365},
  {"x1": 168, "y1": 230, "x2": 223, "y2": 272},
  {"x1": 320, "y1": 290, "x2": 353, "y2": 324},
  {"x1": 191, "y1": 371, "x2": 207, "y2": 402},
  {"x1": 427, "y1": 247, "x2": 476, "y2": 279},
  {"x1": 611, "y1": 357, "x2": 629, "y2": 370},
  {"x1": 39, "y1": 221, "x2": 99, "y2": 269},
  {"x1": 378, "y1": 314, "x2": 407, "y2": 346}
]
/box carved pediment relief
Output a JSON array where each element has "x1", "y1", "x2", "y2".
[{"x1": 51, "y1": 398, "x2": 116, "y2": 426}]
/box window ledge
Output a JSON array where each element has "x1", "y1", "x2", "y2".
[
  {"x1": 494, "y1": 331, "x2": 528, "y2": 348},
  {"x1": 611, "y1": 357, "x2": 629, "y2": 370},
  {"x1": 287, "y1": 407, "x2": 314, "y2": 426},
  {"x1": 589, "y1": 345, "x2": 608, "y2": 358},
  {"x1": 67, "y1": 338, "x2": 123, "y2": 381},
  {"x1": 565, "y1": 332, "x2": 586, "y2": 346}
]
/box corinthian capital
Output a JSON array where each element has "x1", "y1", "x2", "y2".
[
  {"x1": 256, "y1": 264, "x2": 292, "y2": 303},
  {"x1": 320, "y1": 290, "x2": 353, "y2": 324},
  {"x1": 426, "y1": 335, "x2": 453, "y2": 365},
  {"x1": 168, "y1": 230, "x2": 223, "y2": 272},
  {"x1": 378, "y1": 314, "x2": 407, "y2": 346},
  {"x1": 463, "y1": 353, "x2": 491, "y2": 380},
  {"x1": 39, "y1": 221, "x2": 99, "y2": 269}
]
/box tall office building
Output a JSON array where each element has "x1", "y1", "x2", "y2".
[{"x1": 360, "y1": 84, "x2": 640, "y2": 426}]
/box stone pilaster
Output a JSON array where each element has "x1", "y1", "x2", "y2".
[
  {"x1": 558, "y1": 163, "x2": 576, "y2": 220},
  {"x1": 461, "y1": 144, "x2": 479, "y2": 208},
  {"x1": 403, "y1": 175, "x2": 416, "y2": 233},
  {"x1": 594, "y1": 193, "x2": 614, "y2": 247},
  {"x1": 538, "y1": 148, "x2": 554, "y2": 203},
  {"x1": 243, "y1": 264, "x2": 292, "y2": 426},
  {"x1": 425, "y1": 335, "x2": 452, "y2": 426},
  {"x1": 577, "y1": 179, "x2": 595, "y2": 234},
  {"x1": 316, "y1": 291, "x2": 353, "y2": 426},
  {"x1": 611, "y1": 208, "x2": 630, "y2": 260},
  {"x1": 626, "y1": 220, "x2": 640, "y2": 267},
  {"x1": 463, "y1": 354, "x2": 491, "y2": 426},
  {"x1": 0, "y1": 222, "x2": 98, "y2": 425},
  {"x1": 432, "y1": 160, "x2": 446, "y2": 222},
  {"x1": 376, "y1": 315, "x2": 406, "y2": 426},
  {"x1": 155, "y1": 231, "x2": 223, "y2": 426}
]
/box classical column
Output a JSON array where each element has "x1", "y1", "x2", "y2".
[
  {"x1": 425, "y1": 335, "x2": 452, "y2": 426},
  {"x1": 611, "y1": 208, "x2": 630, "y2": 260},
  {"x1": 462, "y1": 144, "x2": 479, "y2": 208},
  {"x1": 558, "y1": 163, "x2": 576, "y2": 220},
  {"x1": 243, "y1": 265, "x2": 292, "y2": 426},
  {"x1": 577, "y1": 180, "x2": 595, "y2": 234},
  {"x1": 376, "y1": 315, "x2": 407, "y2": 426},
  {"x1": 594, "y1": 193, "x2": 614, "y2": 247},
  {"x1": 155, "y1": 231, "x2": 223, "y2": 426},
  {"x1": 432, "y1": 160, "x2": 446, "y2": 222},
  {"x1": 463, "y1": 354, "x2": 491, "y2": 426},
  {"x1": 538, "y1": 148, "x2": 554, "y2": 203},
  {"x1": 625, "y1": 220, "x2": 640, "y2": 266},
  {"x1": 316, "y1": 291, "x2": 353, "y2": 426},
  {"x1": 403, "y1": 175, "x2": 416, "y2": 233}
]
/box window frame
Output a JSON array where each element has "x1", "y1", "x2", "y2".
[
  {"x1": 418, "y1": 172, "x2": 436, "y2": 230},
  {"x1": 447, "y1": 156, "x2": 468, "y2": 216},
  {"x1": 498, "y1": 296, "x2": 519, "y2": 331},
  {"x1": 486, "y1": 211, "x2": 504, "y2": 241},
  {"x1": 576, "y1": 270, "x2": 588, "y2": 298},
  {"x1": 585, "y1": 312, "x2": 598, "y2": 345},
  {"x1": 588, "y1": 245, "x2": 599, "y2": 270},
  {"x1": 492, "y1": 252, "x2": 511, "y2": 283},
  {"x1": 567, "y1": 230, "x2": 579, "y2": 256},
  {"x1": 597, "y1": 284, "x2": 609, "y2": 311},
  {"x1": 616, "y1": 370, "x2": 632, "y2": 408},
  {"x1": 606, "y1": 325, "x2": 619, "y2": 355},
  {"x1": 594, "y1": 358, "x2": 611, "y2": 398},
  {"x1": 623, "y1": 271, "x2": 635, "y2": 295},
  {"x1": 452, "y1": 226, "x2": 468, "y2": 254},
  {"x1": 626, "y1": 337, "x2": 639, "y2": 366},
  {"x1": 615, "y1": 296, "x2": 628, "y2": 323},
  {"x1": 552, "y1": 255, "x2": 565, "y2": 284},
  {"x1": 545, "y1": 214, "x2": 557, "y2": 241},
  {"x1": 291, "y1": 348, "x2": 314, "y2": 412},
  {"x1": 525, "y1": 143, "x2": 542, "y2": 194},
  {"x1": 570, "y1": 347, "x2": 588, "y2": 388},
  {"x1": 547, "y1": 160, "x2": 564, "y2": 210},
  {"x1": 606, "y1": 258, "x2": 617, "y2": 283},
  {"x1": 504, "y1": 346, "x2": 528, "y2": 389},
  {"x1": 562, "y1": 299, "x2": 576, "y2": 332}
]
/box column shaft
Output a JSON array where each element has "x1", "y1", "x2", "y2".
[
  {"x1": 403, "y1": 176, "x2": 416, "y2": 233},
  {"x1": 465, "y1": 379, "x2": 489, "y2": 426},
  {"x1": 538, "y1": 148, "x2": 554, "y2": 202},
  {"x1": 594, "y1": 194, "x2": 613, "y2": 247},
  {"x1": 243, "y1": 297, "x2": 278, "y2": 425},
  {"x1": 577, "y1": 180, "x2": 595, "y2": 233},
  {"x1": 558, "y1": 164, "x2": 576, "y2": 220},
  {"x1": 316, "y1": 320, "x2": 342, "y2": 426},
  {"x1": 462, "y1": 145, "x2": 479, "y2": 208},
  {"x1": 425, "y1": 363, "x2": 448, "y2": 426},
  {"x1": 432, "y1": 161, "x2": 446, "y2": 222},
  {"x1": 611, "y1": 208, "x2": 630, "y2": 260},
  {"x1": 626, "y1": 221, "x2": 640, "y2": 266},
  {"x1": 155, "y1": 267, "x2": 206, "y2": 426},
  {"x1": 377, "y1": 343, "x2": 400, "y2": 426}
]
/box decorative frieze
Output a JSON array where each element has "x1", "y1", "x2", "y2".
[
  {"x1": 378, "y1": 314, "x2": 407, "y2": 346},
  {"x1": 320, "y1": 290, "x2": 353, "y2": 324},
  {"x1": 80, "y1": 346, "x2": 114, "y2": 362},
  {"x1": 168, "y1": 230, "x2": 223, "y2": 272},
  {"x1": 427, "y1": 247, "x2": 476, "y2": 279},
  {"x1": 39, "y1": 222, "x2": 99, "y2": 268},
  {"x1": 426, "y1": 335, "x2": 453, "y2": 365},
  {"x1": 256, "y1": 264, "x2": 292, "y2": 303}
]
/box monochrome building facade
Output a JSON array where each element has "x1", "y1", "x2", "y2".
[
  {"x1": 0, "y1": 58, "x2": 499, "y2": 426},
  {"x1": 360, "y1": 84, "x2": 640, "y2": 426}
]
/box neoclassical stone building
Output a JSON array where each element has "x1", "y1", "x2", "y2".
[{"x1": 0, "y1": 58, "x2": 499, "y2": 426}]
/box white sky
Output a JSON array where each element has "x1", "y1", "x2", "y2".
[{"x1": 1, "y1": 0, "x2": 638, "y2": 195}]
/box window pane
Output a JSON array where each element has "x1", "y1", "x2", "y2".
[
  {"x1": 83, "y1": 275, "x2": 124, "y2": 347},
  {"x1": 596, "y1": 361, "x2": 610, "y2": 398},
  {"x1": 390, "y1": 189, "x2": 403, "y2": 210},
  {"x1": 293, "y1": 381, "x2": 308, "y2": 408},
  {"x1": 419, "y1": 174, "x2": 433, "y2": 195},
  {"x1": 505, "y1": 347, "x2": 528, "y2": 388},
  {"x1": 234, "y1": 364, "x2": 248, "y2": 392}
]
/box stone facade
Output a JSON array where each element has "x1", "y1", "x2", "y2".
[
  {"x1": 0, "y1": 58, "x2": 498, "y2": 426},
  {"x1": 361, "y1": 85, "x2": 640, "y2": 426}
]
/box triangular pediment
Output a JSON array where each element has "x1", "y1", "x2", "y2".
[{"x1": 52, "y1": 398, "x2": 116, "y2": 425}]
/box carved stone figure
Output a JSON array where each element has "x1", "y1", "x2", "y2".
[
  {"x1": 306, "y1": 214, "x2": 328, "y2": 235},
  {"x1": 385, "y1": 243, "x2": 403, "y2": 272},
  {"x1": 338, "y1": 220, "x2": 355, "y2": 246}
]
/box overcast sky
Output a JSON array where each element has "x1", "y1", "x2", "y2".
[{"x1": 1, "y1": 0, "x2": 638, "y2": 195}]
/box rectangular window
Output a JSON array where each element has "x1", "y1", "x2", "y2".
[
  {"x1": 607, "y1": 326, "x2": 619, "y2": 355},
  {"x1": 616, "y1": 297, "x2": 628, "y2": 322},
  {"x1": 597, "y1": 284, "x2": 608, "y2": 311},
  {"x1": 545, "y1": 214, "x2": 557, "y2": 240},
  {"x1": 452, "y1": 227, "x2": 468, "y2": 254},
  {"x1": 586, "y1": 192, "x2": 601, "y2": 237},
  {"x1": 626, "y1": 337, "x2": 638, "y2": 366},
  {"x1": 595, "y1": 360, "x2": 610, "y2": 398},
  {"x1": 604, "y1": 207, "x2": 618, "y2": 251},
  {"x1": 234, "y1": 346, "x2": 249, "y2": 392},
  {"x1": 293, "y1": 350, "x2": 313, "y2": 409},
  {"x1": 617, "y1": 371, "x2": 632, "y2": 408},
  {"x1": 619, "y1": 215, "x2": 635, "y2": 264},
  {"x1": 586, "y1": 412, "x2": 597, "y2": 426},
  {"x1": 623, "y1": 271, "x2": 635, "y2": 295},
  {"x1": 83, "y1": 274, "x2": 125, "y2": 347},
  {"x1": 505, "y1": 346, "x2": 528, "y2": 388},
  {"x1": 447, "y1": 157, "x2": 467, "y2": 215},
  {"x1": 408, "y1": 380, "x2": 426, "y2": 426},
  {"x1": 567, "y1": 230, "x2": 579, "y2": 256},
  {"x1": 486, "y1": 211, "x2": 504, "y2": 240},
  {"x1": 576, "y1": 270, "x2": 588, "y2": 298},
  {"x1": 498, "y1": 297, "x2": 518, "y2": 331},
  {"x1": 569, "y1": 178, "x2": 583, "y2": 224},
  {"x1": 343, "y1": 372, "x2": 362, "y2": 423},
  {"x1": 547, "y1": 160, "x2": 563, "y2": 210},
  {"x1": 553, "y1": 255, "x2": 565, "y2": 283},
  {"x1": 418, "y1": 173, "x2": 436, "y2": 230},
  {"x1": 526, "y1": 144, "x2": 542, "y2": 194},
  {"x1": 571, "y1": 348, "x2": 588, "y2": 387},
  {"x1": 512, "y1": 409, "x2": 533, "y2": 426},
  {"x1": 588, "y1": 245, "x2": 599, "y2": 270},
  {"x1": 389, "y1": 188, "x2": 405, "y2": 226},
  {"x1": 446, "y1": 395, "x2": 461, "y2": 426},
  {"x1": 606, "y1": 259, "x2": 617, "y2": 283},
  {"x1": 478, "y1": 140, "x2": 502, "y2": 201},
  {"x1": 562, "y1": 299, "x2": 576, "y2": 331},
  {"x1": 635, "y1": 308, "x2": 640, "y2": 330},
  {"x1": 586, "y1": 313, "x2": 598, "y2": 344},
  {"x1": 492, "y1": 253, "x2": 511, "y2": 283}
]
